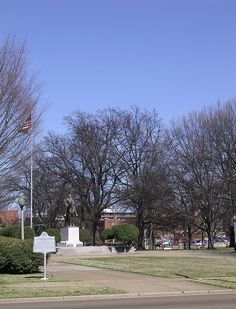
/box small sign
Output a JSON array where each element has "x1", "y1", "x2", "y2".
[{"x1": 33, "y1": 232, "x2": 56, "y2": 254}]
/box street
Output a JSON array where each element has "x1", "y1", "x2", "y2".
[{"x1": 1, "y1": 293, "x2": 236, "y2": 309}]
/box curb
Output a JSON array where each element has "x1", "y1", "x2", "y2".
[{"x1": 0, "y1": 289, "x2": 236, "y2": 304}]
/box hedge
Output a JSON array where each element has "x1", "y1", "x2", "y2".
[
  {"x1": 0, "y1": 236, "x2": 43, "y2": 274},
  {"x1": 112, "y1": 224, "x2": 139, "y2": 245},
  {"x1": 79, "y1": 229, "x2": 91, "y2": 244},
  {"x1": 0, "y1": 225, "x2": 35, "y2": 239},
  {"x1": 101, "y1": 224, "x2": 139, "y2": 246},
  {"x1": 100, "y1": 228, "x2": 114, "y2": 241},
  {"x1": 47, "y1": 228, "x2": 61, "y2": 243}
]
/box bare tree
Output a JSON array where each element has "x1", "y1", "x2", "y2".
[
  {"x1": 26, "y1": 149, "x2": 71, "y2": 228},
  {"x1": 44, "y1": 107, "x2": 173, "y2": 248},
  {"x1": 0, "y1": 37, "x2": 41, "y2": 209},
  {"x1": 169, "y1": 110, "x2": 226, "y2": 249},
  {"x1": 126, "y1": 164, "x2": 174, "y2": 249},
  {"x1": 45, "y1": 109, "x2": 122, "y2": 244},
  {"x1": 203, "y1": 101, "x2": 236, "y2": 245},
  {"x1": 113, "y1": 107, "x2": 166, "y2": 249}
]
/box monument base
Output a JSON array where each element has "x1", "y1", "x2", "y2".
[{"x1": 59, "y1": 226, "x2": 83, "y2": 247}]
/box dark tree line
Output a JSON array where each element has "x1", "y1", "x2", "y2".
[{"x1": 168, "y1": 102, "x2": 236, "y2": 249}]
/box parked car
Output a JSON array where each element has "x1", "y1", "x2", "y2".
[
  {"x1": 192, "y1": 240, "x2": 203, "y2": 249},
  {"x1": 162, "y1": 240, "x2": 173, "y2": 250},
  {"x1": 155, "y1": 241, "x2": 163, "y2": 249},
  {"x1": 214, "y1": 237, "x2": 230, "y2": 248}
]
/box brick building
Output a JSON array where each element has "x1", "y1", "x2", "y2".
[
  {"x1": 0, "y1": 210, "x2": 19, "y2": 226},
  {"x1": 100, "y1": 209, "x2": 136, "y2": 230}
]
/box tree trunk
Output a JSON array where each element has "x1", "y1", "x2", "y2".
[
  {"x1": 148, "y1": 223, "x2": 155, "y2": 250},
  {"x1": 187, "y1": 225, "x2": 192, "y2": 250},
  {"x1": 92, "y1": 221, "x2": 98, "y2": 245},
  {"x1": 206, "y1": 223, "x2": 214, "y2": 249},
  {"x1": 137, "y1": 228, "x2": 145, "y2": 250},
  {"x1": 136, "y1": 210, "x2": 145, "y2": 250},
  {"x1": 229, "y1": 226, "x2": 234, "y2": 247}
]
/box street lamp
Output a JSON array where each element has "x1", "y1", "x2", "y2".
[{"x1": 17, "y1": 197, "x2": 25, "y2": 240}]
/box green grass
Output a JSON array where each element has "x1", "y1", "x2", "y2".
[
  {"x1": 56, "y1": 249, "x2": 236, "y2": 280},
  {"x1": 2, "y1": 249, "x2": 236, "y2": 298},
  {"x1": 199, "y1": 277, "x2": 236, "y2": 289},
  {"x1": 0, "y1": 273, "x2": 124, "y2": 299}
]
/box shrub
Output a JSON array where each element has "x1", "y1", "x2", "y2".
[
  {"x1": 47, "y1": 228, "x2": 61, "y2": 243},
  {"x1": 79, "y1": 229, "x2": 90, "y2": 245},
  {"x1": 112, "y1": 224, "x2": 139, "y2": 246},
  {"x1": 100, "y1": 228, "x2": 114, "y2": 241},
  {"x1": 0, "y1": 225, "x2": 35, "y2": 239},
  {"x1": 24, "y1": 226, "x2": 35, "y2": 239},
  {"x1": 0, "y1": 236, "x2": 43, "y2": 274}
]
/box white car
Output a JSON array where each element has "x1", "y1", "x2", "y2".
[{"x1": 162, "y1": 241, "x2": 173, "y2": 250}]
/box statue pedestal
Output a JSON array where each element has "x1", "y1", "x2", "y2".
[{"x1": 60, "y1": 226, "x2": 83, "y2": 247}]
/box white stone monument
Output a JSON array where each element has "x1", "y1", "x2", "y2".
[{"x1": 60, "y1": 226, "x2": 83, "y2": 247}]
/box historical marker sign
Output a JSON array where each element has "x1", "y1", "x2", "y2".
[
  {"x1": 33, "y1": 232, "x2": 56, "y2": 254},
  {"x1": 33, "y1": 232, "x2": 56, "y2": 280}
]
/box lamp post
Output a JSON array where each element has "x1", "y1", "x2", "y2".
[{"x1": 18, "y1": 197, "x2": 25, "y2": 240}]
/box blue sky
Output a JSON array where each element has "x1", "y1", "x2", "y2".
[{"x1": 1, "y1": 0, "x2": 236, "y2": 135}]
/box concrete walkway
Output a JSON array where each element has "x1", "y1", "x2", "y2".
[{"x1": 47, "y1": 260, "x2": 228, "y2": 295}]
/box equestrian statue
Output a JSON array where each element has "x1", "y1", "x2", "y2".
[{"x1": 64, "y1": 194, "x2": 78, "y2": 226}]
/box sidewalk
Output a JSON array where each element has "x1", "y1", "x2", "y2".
[{"x1": 47, "y1": 259, "x2": 229, "y2": 295}]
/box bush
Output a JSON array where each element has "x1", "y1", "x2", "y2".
[
  {"x1": 112, "y1": 224, "x2": 139, "y2": 246},
  {"x1": 100, "y1": 228, "x2": 114, "y2": 241},
  {"x1": 0, "y1": 236, "x2": 43, "y2": 274},
  {"x1": 79, "y1": 229, "x2": 90, "y2": 244},
  {"x1": 101, "y1": 224, "x2": 139, "y2": 246},
  {"x1": 47, "y1": 228, "x2": 61, "y2": 243},
  {"x1": 0, "y1": 225, "x2": 35, "y2": 239}
]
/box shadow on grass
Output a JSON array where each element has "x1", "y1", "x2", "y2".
[{"x1": 23, "y1": 275, "x2": 43, "y2": 279}]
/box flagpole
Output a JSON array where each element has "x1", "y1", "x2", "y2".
[
  {"x1": 30, "y1": 125, "x2": 33, "y2": 229},
  {"x1": 20, "y1": 114, "x2": 33, "y2": 228}
]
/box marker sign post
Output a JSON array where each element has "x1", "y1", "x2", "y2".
[{"x1": 33, "y1": 232, "x2": 56, "y2": 280}]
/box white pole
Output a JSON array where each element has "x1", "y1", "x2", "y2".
[
  {"x1": 21, "y1": 208, "x2": 24, "y2": 240},
  {"x1": 41, "y1": 252, "x2": 48, "y2": 280},
  {"x1": 30, "y1": 128, "x2": 33, "y2": 229}
]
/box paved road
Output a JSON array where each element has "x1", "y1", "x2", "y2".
[{"x1": 1, "y1": 293, "x2": 236, "y2": 309}]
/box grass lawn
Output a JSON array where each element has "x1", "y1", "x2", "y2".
[
  {"x1": 2, "y1": 249, "x2": 236, "y2": 299},
  {"x1": 54, "y1": 249, "x2": 236, "y2": 288},
  {"x1": 0, "y1": 273, "x2": 124, "y2": 299}
]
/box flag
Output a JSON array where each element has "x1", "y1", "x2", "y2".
[{"x1": 20, "y1": 114, "x2": 32, "y2": 133}]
